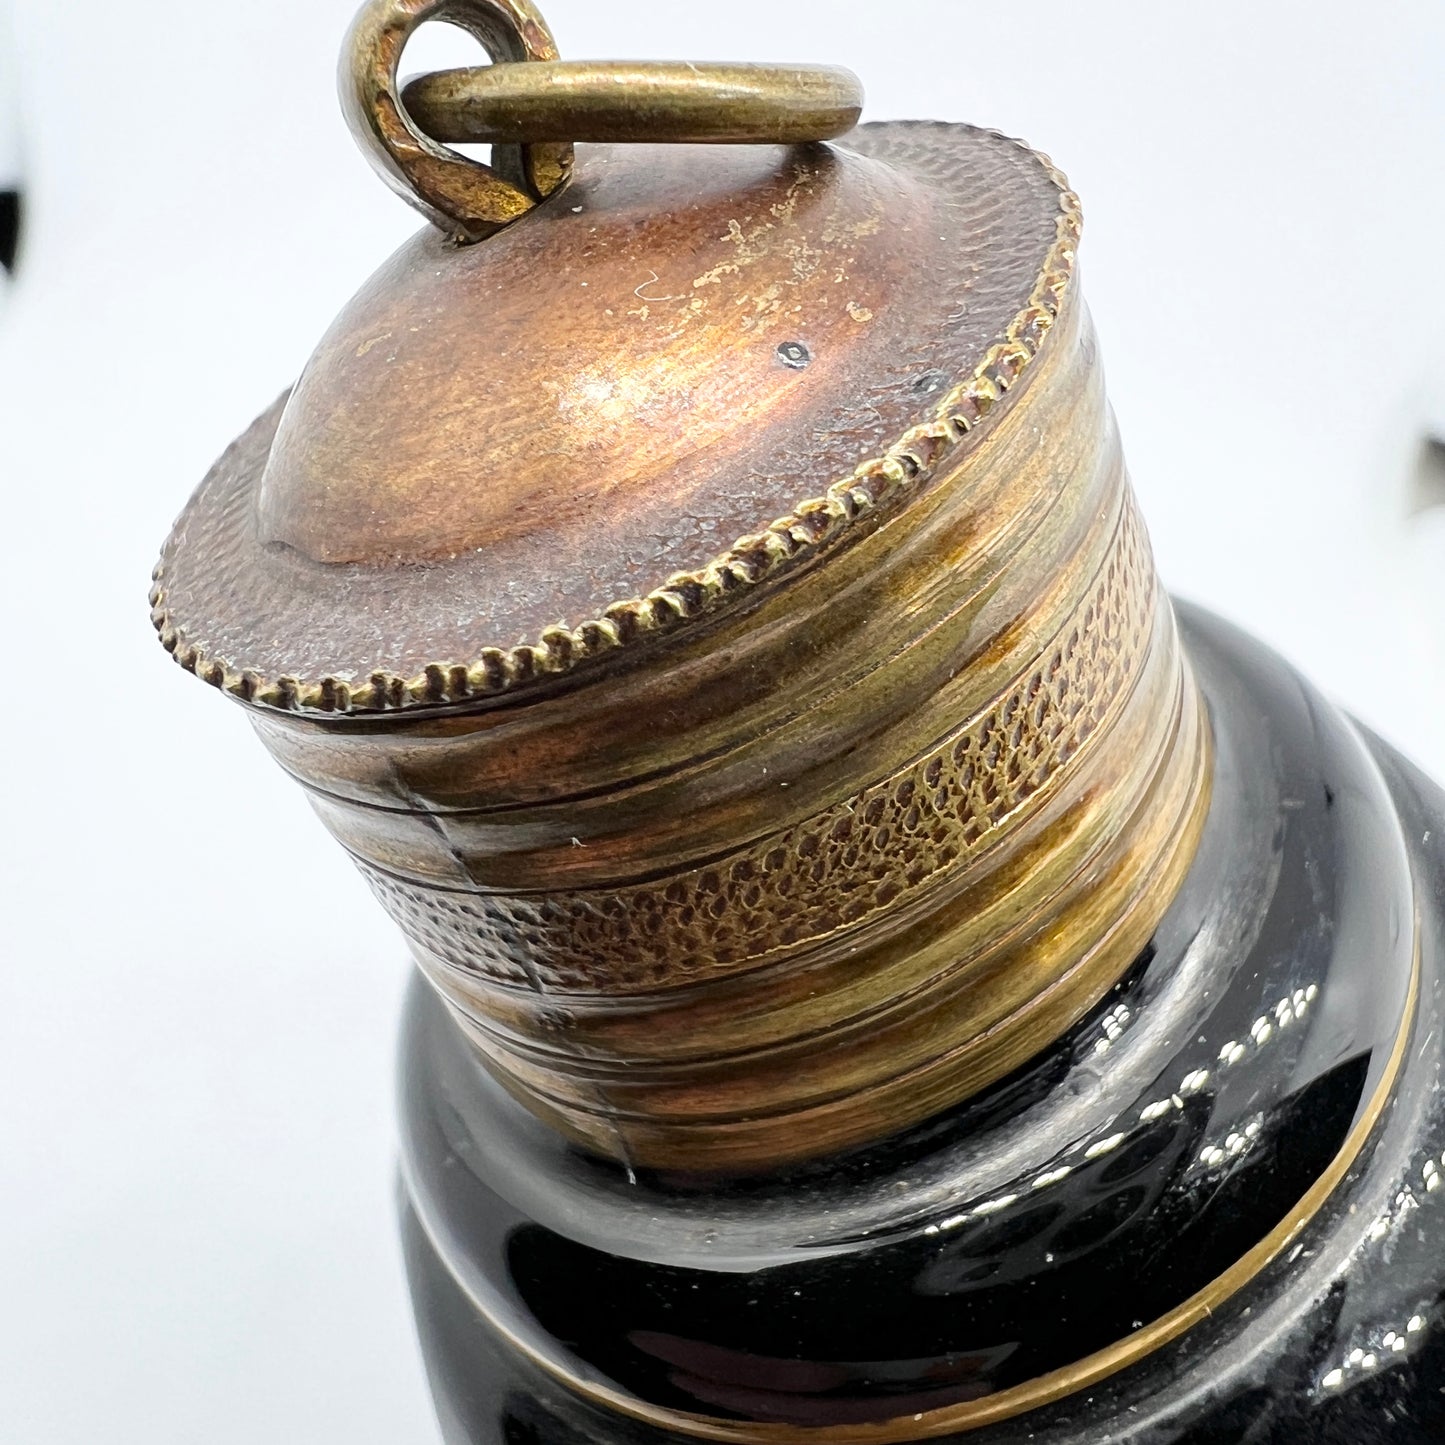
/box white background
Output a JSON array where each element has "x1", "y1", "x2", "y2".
[{"x1": 2, "y1": 3, "x2": 1444, "y2": 1442}]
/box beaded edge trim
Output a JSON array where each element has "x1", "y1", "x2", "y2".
[{"x1": 150, "y1": 130, "x2": 1081, "y2": 715}]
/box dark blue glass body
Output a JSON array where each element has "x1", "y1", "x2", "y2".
[{"x1": 397, "y1": 605, "x2": 1445, "y2": 1443}]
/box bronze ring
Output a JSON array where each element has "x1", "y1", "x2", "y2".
[
  {"x1": 401, "y1": 61, "x2": 865, "y2": 146},
  {"x1": 341, "y1": 0, "x2": 574, "y2": 241}
]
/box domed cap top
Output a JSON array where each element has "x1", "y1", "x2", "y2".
[
  {"x1": 260, "y1": 138, "x2": 949, "y2": 568},
  {"x1": 152, "y1": 8, "x2": 1078, "y2": 715}
]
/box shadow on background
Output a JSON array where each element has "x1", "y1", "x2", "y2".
[{"x1": 1, "y1": 189, "x2": 19, "y2": 273}]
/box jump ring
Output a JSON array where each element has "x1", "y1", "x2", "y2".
[{"x1": 342, "y1": 0, "x2": 574, "y2": 241}]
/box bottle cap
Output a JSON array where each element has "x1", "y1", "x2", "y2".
[{"x1": 153, "y1": 0, "x2": 1210, "y2": 1172}]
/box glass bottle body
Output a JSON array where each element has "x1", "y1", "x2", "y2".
[{"x1": 398, "y1": 605, "x2": 1445, "y2": 1444}]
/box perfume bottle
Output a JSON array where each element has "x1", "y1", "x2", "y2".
[{"x1": 152, "y1": 2, "x2": 1445, "y2": 1441}]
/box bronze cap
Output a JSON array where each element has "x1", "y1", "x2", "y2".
[
  {"x1": 153, "y1": 122, "x2": 1072, "y2": 712},
  {"x1": 153, "y1": 0, "x2": 1211, "y2": 1173}
]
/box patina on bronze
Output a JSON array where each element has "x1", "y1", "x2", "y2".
[{"x1": 152, "y1": 0, "x2": 1211, "y2": 1176}]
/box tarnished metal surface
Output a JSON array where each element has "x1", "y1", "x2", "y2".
[
  {"x1": 401, "y1": 61, "x2": 863, "y2": 146},
  {"x1": 342, "y1": 0, "x2": 573, "y2": 240},
  {"x1": 152, "y1": 124, "x2": 1072, "y2": 710},
  {"x1": 238, "y1": 282, "x2": 1210, "y2": 1172}
]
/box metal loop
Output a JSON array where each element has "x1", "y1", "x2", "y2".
[
  {"x1": 342, "y1": 0, "x2": 573, "y2": 241},
  {"x1": 401, "y1": 61, "x2": 865, "y2": 147}
]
